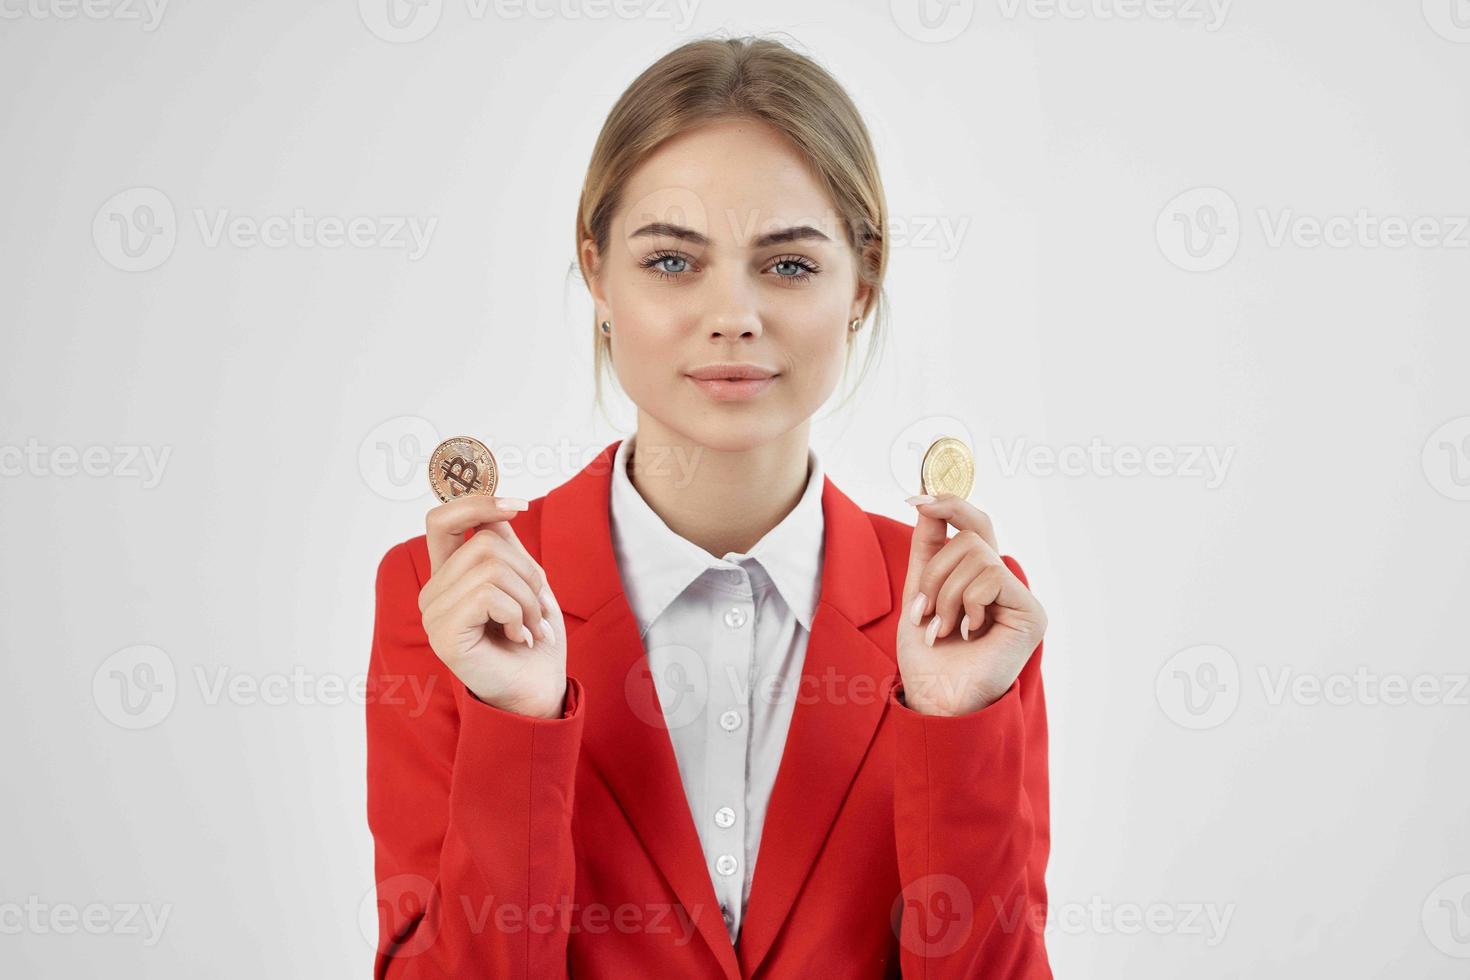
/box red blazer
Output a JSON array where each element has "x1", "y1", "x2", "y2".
[{"x1": 366, "y1": 439, "x2": 1052, "y2": 979}]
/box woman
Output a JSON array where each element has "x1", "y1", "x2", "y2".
[{"x1": 366, "y1": 35, "x2": 1051, "y2": 979}]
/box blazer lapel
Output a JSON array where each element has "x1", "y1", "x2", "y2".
[
  {"x1": 540, "y1": 441, "x2": 896, "y2": 980},
  {"x1": 542, "y1": 441, "x2": 741, "y2": 980},
  {"x1": 736, "y1": 475, "x2": 897, "y2": 977}
]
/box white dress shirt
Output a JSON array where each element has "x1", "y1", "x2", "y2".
[{"x1": 606, "y1": 433, "x2": 826, "y2": 946}]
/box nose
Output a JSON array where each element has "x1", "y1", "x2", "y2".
[{"x1": 702, "y1": 266, "x2": 763, "y2": 341}]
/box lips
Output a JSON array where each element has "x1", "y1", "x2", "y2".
[
  {"x1": 685, "y1": 374, "x2": 778, "y2": 402},
  {"x1": 685, "y1": 364, "x2": 779, "y2": 381}
]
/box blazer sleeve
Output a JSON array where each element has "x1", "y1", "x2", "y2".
[
  {"x1": 366, "y1": 539, "x2": 585, "y2": 979},
  {"x1": 889, "y1": 554, "x2": 1052, "y2": 979}
]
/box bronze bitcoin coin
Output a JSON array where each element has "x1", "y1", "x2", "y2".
[{"x1": 428, "y1": 436, "x2": 498, "y2": 502}]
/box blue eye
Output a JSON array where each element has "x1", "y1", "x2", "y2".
[
  {"x1": 769, "y1": 255, "x2": 820, "y2": 283},
  {"x1": 641, "y1": 251, "x2": 691, "y2": 280}
]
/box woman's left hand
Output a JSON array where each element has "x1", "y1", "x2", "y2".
[{"x1": 896, "y1": 494, "x2": 1048, "y2": 717}]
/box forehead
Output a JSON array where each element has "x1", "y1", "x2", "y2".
[{"x1": 616, "y1": 117, "x2": 843, "y2": 245}]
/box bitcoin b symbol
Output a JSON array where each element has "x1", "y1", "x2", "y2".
[{"x1": 440, "y1": 456, "x2": 479, "y2": 496}]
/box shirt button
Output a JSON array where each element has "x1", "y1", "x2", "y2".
[
  {"x1": 719, "y1": 709, "x2": 742, "y2": 732},
  {"x1": 715, "y1": 854, "x2": 738, "y2": 876},
  {"x1": 721, "y1": 904, "x2": 733, "y2": 926},
  {"x1": 723, "y1": 607, "x2": 747, "y2": 629},
  {"x1": 714, "y1": 806, "x2": 736, "y2": 828}
]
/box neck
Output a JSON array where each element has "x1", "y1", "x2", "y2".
[{"x1": 626, "y1": 412, "x2": 813, "y2": 559}]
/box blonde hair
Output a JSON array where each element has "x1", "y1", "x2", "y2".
[{"x1": 574, "y1": 34, "x2": 890, "y2": 422}]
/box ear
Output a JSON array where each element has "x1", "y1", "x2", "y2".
[
  {"x1": 580, "y1": 237, "x2": 610, "y2": 312},
  {"x1": 850, "y1": 280, "x2": 873, "y2": 321}
]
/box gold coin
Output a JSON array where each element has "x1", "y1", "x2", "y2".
[
  {"x1": 428, "y1": 436, "x2": 498, "y2": 503},
  {"x1": 920, "y1": 437, "x2": 975, "y2": 499}
]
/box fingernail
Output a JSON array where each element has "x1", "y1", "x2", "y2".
[
  {"x1": 521, "y1": 624, "x2": 536, "y2": 649},
  {"x1": 908, "y1": 593, "x2": 927, "y2": 627},
  {"x1": 905, "y1": 495, "x2": 935, "y2": 506},
  {"x1": 960, "y1": 614, "x2": 971, "y2": 642},
  {"x1": 925, "y1": 615, "x2": 942, "y2": 647},
  {"x1": 537, "y1": 617, "x2": 554, "y2": 642},
  {"x1": 539, "y1": 585, "x2": 555, "y2": 609},
  {"x1": 496, "y1": 497, "x2": 530, "y2": 511}
]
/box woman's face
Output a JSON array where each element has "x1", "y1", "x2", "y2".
[{"x1": 583, "y1": 117, "x2": 871, "y2": 454}]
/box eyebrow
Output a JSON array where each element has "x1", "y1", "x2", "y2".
[{"x1": 629, "y1": 221, "x2": 833, "y2": 248}]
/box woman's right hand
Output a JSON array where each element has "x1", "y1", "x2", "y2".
[{"x1": 418, "y1": 495, "x2": 567, "y2": 719}]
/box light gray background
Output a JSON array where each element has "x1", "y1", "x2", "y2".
[{"x1": 2, "y1": 1, "x2": 1468, "y2": 976}]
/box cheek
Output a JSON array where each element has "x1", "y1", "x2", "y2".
[
  {"x1": 785, "y1": 324, "x2": 849, "y2": 400},
  {"x1": 608, "y1": 287, "x2": 682, "y2": 358}
]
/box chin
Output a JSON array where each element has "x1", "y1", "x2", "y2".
[{"x1": 663, "y1": 411, "x2": 790, "y2": 456}]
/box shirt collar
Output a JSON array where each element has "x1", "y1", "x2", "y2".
[{"x1": 607, "y1": 434, "x2": 826, "y2": 637}]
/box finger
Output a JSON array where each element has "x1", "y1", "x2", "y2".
[
  {"x1": 425, "y1": 556, "x2": 548, "y2": 648},
  {"x1": 907, "y1": 493, "x2": 997, "y2": 552},
  {"x1": 902, "y1": 503, "x2": 953, "y2": 614},
  {"x1": 926, "y1": 550, "x2": 994, "y2": 644},
  {"x1": 425, "y1": 495, "x2": 530, "y2": 572},
  {"x1": 478, "y1": 518, "x2": 539, "y2": 574},
  {"x1": 464, "y1": 583, "x2": 536, "y2": 651},
  {"x1": 907, "y1": 531, "x2": 998, "y2": 627},
  {"x1": 423, "y1": 570, "x2": 534, "y2": 653},
  {"x1": 477, "y1": 521, "x2": 556, "y2": 624},
  {"x1": 420, "y1": 527, "x2": 549, "y2": 616},
  {"x1": 960, "y1": 561, "x2": 1040, "y2": 629}
]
